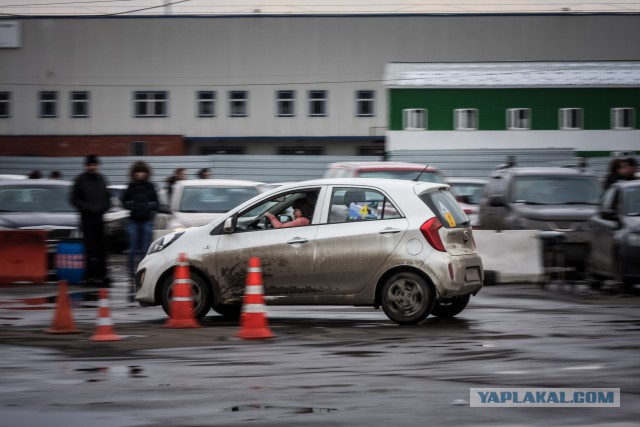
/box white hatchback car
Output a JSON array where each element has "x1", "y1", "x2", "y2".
[{"x1": 135, "y1": 178, "x2": 483, "y2": 324}]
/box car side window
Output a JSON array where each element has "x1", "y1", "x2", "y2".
[
  {"x1": 234, "y1": 189, "x2": 319, "y2": 231},
  {"x1": 329, "y1": 187, "x2": 401, "y2": 223}
]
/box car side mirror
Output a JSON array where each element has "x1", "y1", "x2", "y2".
[
  {"x1": 489, "y1": 195, "x2": 506, "y2": 207},
  {"x1": 600, "y1": 208, "x2": 619, "y2": 222},
  {"x1": 223, "y1": 216, "x2": 236, "y2": 233}
]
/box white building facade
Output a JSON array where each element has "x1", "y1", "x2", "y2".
[{"x1": 1, "y1": 13, "x2": 640, "y2": 156}]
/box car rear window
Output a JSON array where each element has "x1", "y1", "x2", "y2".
[
  {"x1": 0, "y1": 185, "x2": 74, "y2": 213},
  {"x1": 419, "y1": 190, "x2": 469, "y2": 228},
  {"x1": 511, "y1": 175, "x2": 602, "y2": 205}
]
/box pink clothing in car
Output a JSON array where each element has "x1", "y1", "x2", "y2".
[{"x1": 269, "y1": 216, "x2": 310, "y2": 228}]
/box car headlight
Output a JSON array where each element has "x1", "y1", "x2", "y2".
[
  {"x1": 147, "y1": 231, "x2": 185, "y2": 255},
  {"x1": 627, "y1": 233, "x2": 640, "y2": 247}
]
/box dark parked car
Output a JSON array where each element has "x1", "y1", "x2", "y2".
[
  {"x1": 478, "y1": 163, "x2": 603, "y2": 278},
  {"x1": 587, "y1": 180, "x2": 640, "y2": 288}
]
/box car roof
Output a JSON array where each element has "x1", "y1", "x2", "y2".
[
  {"x1": 174, "y1": 179, "x2": 265, "y2": 188},
  {"x1": 492, "y1": 166, "x2": 597, "y2": 177},
  {"x1": 266, "y1": 177, "x2": 449, "y2": 193},
  {"x1": 327, "y1": 161, "x2": 440, "y2": 172},
  {"x1": 0, "y1": 178, "x2": 71, "y2": 187},
  {"x1": 447, "y1": 177, "x2": 488, "y2": 184}
]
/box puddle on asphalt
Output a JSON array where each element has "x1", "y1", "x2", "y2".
[
  {"x1": 74, "y1": 365, "x2": 147, "y2": 380},
  {"x1": 224, "y1": 404, "x2": 337, "y2": 414}
]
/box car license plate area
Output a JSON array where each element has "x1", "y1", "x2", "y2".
[{"x1": 465, "y1": 266, "x2": 481, "y2": 282}]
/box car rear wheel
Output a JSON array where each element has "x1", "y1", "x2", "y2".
[
  {"x1": 431, "y1": 294, "x2": 470, "y2": 318},
  {"x1": 160, "y1": 270, "x2": 212, "y2": 320},
  {"x1": 380, "y1": 272, "x2": 433, "y2": 325}
]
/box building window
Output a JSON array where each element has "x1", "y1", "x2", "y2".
[
  {"x1": 39, "y1": 91, "x2": 58, "y2": 118},
  {"x1": 507, "y1": 108, "x2": 531, "y2": 130},
  {"x1": 200, "y1": 146, "x2": 246, "y2": 155},
  {"x1": 229, "y1": 91, "x2": 248, "y2": 117},
  {"x1": 403, "y1": 108, "x2": 426, "y2": 130},
  {"x1": 308, "y1": 90, "x2": 327, "y2": 117},
  {"x1": 559, "y1": 108, "x2": 583, "y2": 130},
  {"x1": 197, "y1": 91, "x2": 216, "y2": 117},
  {"x1": 130, "y1": 141, "x2": 147, "y2": 156},
  {"x1": 611, "y1": 108, "x2": 635, "y2": 129},
  {"x1": 0, "y1": 92, "x2": 10, "y2": 118},
  {"x1": 454, "y1": 108, "x2": 478, "y2": 130},
  {"x1": 134, "y1": 91, "x2": 168, "y2": 117},
  {"x1": 356, "y1": 90, "x2": 375, "y2": 117},
  {"x1": 276, "y1": 90, "x2": 296, "y2": 117},
  {"x1": 70, "y1": 91, "x2": 90, "y2": 118}
]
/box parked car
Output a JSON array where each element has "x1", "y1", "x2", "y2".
[
  {"x1": 323, "y1": 161, "x2": 448, "y2": 184},
  {"x1": 478, "y1": 163, "x2": 602, "y2": 278},
  {"x1": 164, "y1": 179, "x2": 267, "y2": 232},
  {"x1": 135, "y1": 178, "x2": 483, "y2": 324},
  {"x1": 587, "y1": 180, "x2": 640, "y2": 288},
  {"x1": 447, "y1": 177, "x2": 487, "y2": 228}
]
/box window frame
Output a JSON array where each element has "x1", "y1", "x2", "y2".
[
  {"x1": 133, "y1": 91, "x2": 168, "y2": 118},
  {"x1": 39, "y1": 91, "x2": 58, "y2": 118},
  {"x1": 454, "y1": 108, "x2": 479, "y2": 130},
  {"x1": 611, "y1": 107, "x2": 635, "y2": 130},
  {"x1": 197, "y1": 91, "x2": 216, "y2": 118},
  {"x1": 559, "y1": 107, "x2": 583, "y2": 130},
  {"x1": 0, "y1": 92, "x2": 10, "y2": 118},
  {"x1": 403, "y1": 108, "x2": 426, "y2": 130},
  {"x1": 276, "y1": 90, "x2": 296, "y2": 117},
  {"x1": 308, "y1": 90, "x2": 328, "y2": 117},
  {"x1": 228, "y1": 90, "x2": 248, "y2": 117},
  {"x1": 506, "y1": 108, "x2": 531, "y2": 130},
  {"x1": 355, "y1": 90, "x2": 375, "y2": 117},
  {"x1": 70, "y1": 91, "x2": 90, "y2": 118}
]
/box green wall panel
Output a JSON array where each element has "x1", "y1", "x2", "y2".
[{"x1": 389, "y1": 88, "x2": 640, "y2": 131}]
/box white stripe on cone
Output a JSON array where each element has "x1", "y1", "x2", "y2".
[
  {"x1": 172, "y1": 297, "x2": 192, "y2": 302},
  {"x1": 244, "y1": 286, "x2": 264, "y2": 295},
  {"x1": 96, "y1": 317, "x2": 113, "y2": 326},
  {"x1": 242, "y1": 303, "x2": 267, "y2": 313},
  {"x1": 247, "y1": 267, "x2": 262, "y2": 273}
]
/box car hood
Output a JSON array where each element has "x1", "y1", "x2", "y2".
[
  {"x1": 0, "y1": 212, "x2": 79, "y2": 229},
  {"x1": 511, "y1": 204, "x2": 597, "y2": 221},
  {"x1": 172, "y1": 211, "x2": 226, "y2": 228}
]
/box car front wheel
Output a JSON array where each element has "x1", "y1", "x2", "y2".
[
  {"x1": 431, "y1": 294, "x2": 470, "y2": 318},
  {"x1": 160, "y1": 270, "x2": 212, "y2": 320},
  {"x1": 380, "y1": 272, "x2": 433, "y2": 325}
]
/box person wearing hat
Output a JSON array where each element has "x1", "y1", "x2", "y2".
[{"x1": 70, "y1": 154, "x2": 112, "y2": 287}]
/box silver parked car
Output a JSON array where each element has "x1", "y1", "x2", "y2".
[{"x1": 135, "y1": 178, "x2": 483, "y2": 324}]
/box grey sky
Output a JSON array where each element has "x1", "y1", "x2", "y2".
[{"x1": 1, "y1": 0, "x2": 640, "y2": 16}]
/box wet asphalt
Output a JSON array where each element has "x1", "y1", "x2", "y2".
[{"x1": 0, "y1": 254, "x2": 639, "y2": 426}]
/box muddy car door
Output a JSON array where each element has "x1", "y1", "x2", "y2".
[{"x1": 214, "y1": 189, "x2": 321, "y2": 299}]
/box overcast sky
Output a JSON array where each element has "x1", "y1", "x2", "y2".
[{"x1": 1, "y1": 0, "x2": 640, "y2": 16}]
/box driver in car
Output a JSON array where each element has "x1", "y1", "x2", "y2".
[{"x1": 264, "y1": 198, "x2": 312, "y2": 228}]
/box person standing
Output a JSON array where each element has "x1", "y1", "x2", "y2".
[
  {"x1": 122, "y1": 161, "x2": 159, "y2": 301},
  {"x1": 196, "y1": 168, "x2": 211, "y2": 179},
  {"x1": 70, "y1": 154, "x2": 111, "y2": 287},
  {"x1": 165, "y1": 167, "x2": 186, "y2": 200}
]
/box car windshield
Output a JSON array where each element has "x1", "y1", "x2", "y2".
[
  {"x1": 511, "y1": 176, "x2": 602, "y2": 205},
  {"x1": 623, "y1": 186, "x2": 640, "y2": 216},
  {"x1": 179, "y1": 186, "x2": 259, "y2": 213},
  {"x1": 0, "y1": 185, "x2": 74, "y2": 213},
  {"x1": 358, "y1": 170, "x2": 446, "y2": 184}
]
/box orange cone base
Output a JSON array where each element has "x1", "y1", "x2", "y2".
[
  {"x1": 163, "y1": 318, "x2": 202, "y2": 329},
  {"x1": 90, "y1": 332, "x2": 123, "y2": 342},
  {"x1": 237, "y1": 326, "x2": 274, "y2": 340}
]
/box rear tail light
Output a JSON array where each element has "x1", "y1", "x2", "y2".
[
  {"x1": 420, "y1": 217, "x2": 446, "y2": 252},
  {"x1": 463, "y1": 208, "x2": 474, "y2": 215}
]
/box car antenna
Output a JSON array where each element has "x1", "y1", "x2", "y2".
[{"x1": 413, "y1": 165, "x2": 430, "y2": 182}]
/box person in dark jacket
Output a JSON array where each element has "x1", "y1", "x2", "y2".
[
  {"x1": 122, "y1": 161, "x2": 159, "y2": 300},
  {"x1": 70, "y1": 154, "x2": 112, "y2": 287}
]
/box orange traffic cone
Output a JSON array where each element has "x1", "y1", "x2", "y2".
[
  {"x1": 90, "y1": 288, "x2": 123, "y2": 341},
  {"x1": 163, "y1": 253, "x2": 201, "y2": 329},
  {"x1": 45, "y1": 280, "x2": 82, "y2": 334},
  {"x1": 237, "y1": 257, "x2": 274, "y2": 340}
]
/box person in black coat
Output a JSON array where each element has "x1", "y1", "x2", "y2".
[
  {"x1": 70, "y1": 154, "x2": 112, "y2": 287},
  {"x1": 122, "y1": 160, "x2": 159, "y2": 300}
]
